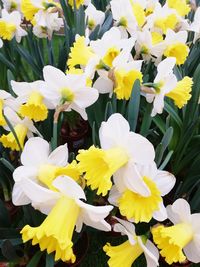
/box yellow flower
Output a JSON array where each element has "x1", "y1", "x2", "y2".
[
  {"x1": 77, "y1": 145, "x2": 129, "y2": 196},
  {"x1": 21, "y1": 196, "x2": 79, "y2": 263},
  {"x1": 0, "y1": 21, "x2": 16, "y2": 40},
  {"x1": 0, "y1": 100, "x2": 6, "y2": 126},
  {"x1": 0, "y1": 124, "x2": 28, "y2": 151},
  {"x1": 118, "y1": 177, "x2": 162, "y2": 223},
  {"x1": 19, "y1": 91, "x2": 48, "y2": 122},
  {"x1": 167, "y1": 0, "x2": 190, "y2": 16},
  {"x1": 154, "y1": 14, "x2": 178, "y2": 34},
  {"x1": 103, "y1": 240, "x2": 143, "y2": 267},
  {"x1": 166, "y1": 76, "x2": 193, "y2": 108},
  {"x1": 114, "y1": 69, "x2": 143, "y2": 100},
  {"x1": 67, "y1": 36, "x2": 95, "y2": 68},
  {"x1": 151, "y1": 32, "x2": 163, "y2": 45},
  {"x1": 164, "y1": 42, "x2": 189, "y2": 65},
  {"x1": 102, "y1": 47, "x2": 120, "y2": 68},
  {"x1": 56, "y1": 160, "x2": 82, "y2": 182},
  {"x1": 21, "y1": 0, "x2": 40, "y2": 21},
  {"x1": 152, "y1": 223, "x2": 194, "y2": 264}
]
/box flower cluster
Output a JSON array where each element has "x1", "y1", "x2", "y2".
[{"x1": 0, "y1": 0, "x2": 200, "y2": 266}]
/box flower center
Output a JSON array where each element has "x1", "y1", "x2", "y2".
[
  {"x1": 164, "y1": 43, "x2": 189, "y2": 65},
  {"x1": 21, "y1": 196, "x2": 80, "y2": 263},
  {"x1": 0, "y1": 21, "x2": 16, "y2": 40},
  {"x1": 114, "y1": 68, "x2": 143, "y2": 100},
  {"x1": 19, "y1": 91, "x2": 48, "y2": 122},
  {"x1": 61, "y1": 88, "x2": 75, "y2": 103},
  {"x1": 118, "y1": 176, "x2": 162, "y2": 223},
  {"x1": 154, "y1": 14, "x2": 178, "y2": 34},
  {"x1": 77, "y1": 145, "x2": 129, "y2": 196},
  {"x1": 152, "y1": 223, "x2": 194, "y2": 265},
  {"x1": 102, "y1": 47, "x2": 120, "y2": 68}
]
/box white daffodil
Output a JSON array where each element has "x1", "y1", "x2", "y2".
[
  {"x1": 93, "y1": 47, "x2": 142, "y2": 100},
  {"x1": 162, "y1": 29, "x2": 189, "y2": 65},
  {"x1": 19, "y1": 175, "x2": 113, "y2": 262},
  {"x1": 0, "y1": 107, "x2": 40, "y2": 151},
  {"x1": 12, "y1": 136, "x2": 81, "y2": 206},
  {"x1": 103, "y1": 217, "x2": 159, "y2": 267},
  {"x1": 135, "y1": 30, "x2": 164, "y2": 61},
  {"x1": 190, "y1": 7, "x2": 200, "y2": 43},
  {"x1": 21, "y1": 0, "x2": 59, "y2": 21},
  {"x1": 89, "y1": 27, "x2": 135, "y2": 69},
  {"x1": 77, "y1": 113, "x2": 155, "y2": 196},
  {"x1": 110, "y1": 0, "x2": 146, "y2": 35},
  {"x1": 0, "y1": 89, "x2": 17, "y2": 126},
  {"x1": 145, "y1": 57, "x2": 192, "y2": 115},
  {"x1": 11, "y1": 80, "x2": 55, "y2": 122},
  {"x1": 108, "y1": 162, "x2": 176, "y2": 223},
  {"x1": 85, "y1": 3, "x2": 105, "y2": 31},
  {"x1": 0, "y1": 9, "x2": 27, "y2": 42},
  {"x1": 42, "y1": 65, "x2": 98, "y2": 120},
  {"x1": 2, "y1": 0, "x2": 21, "y2": 12},
  {"x1": 33, "y1": 10, "x2": 63, "y2": 38},
  {"x1": 144, "y1": 3, "x2": 188, "y2": 34},
  {"x1": 145, "y1": 57, "x2": 177, "y2": 116},
  {"x1": 152, "y1": 198, "x2": 200, "y2": 264}
]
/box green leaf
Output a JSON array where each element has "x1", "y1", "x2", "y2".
[
  {"x1": 164, "y1": 102, "x2": 182, "y2": 129},
  {"x1": 27, "y1": 251, "x2": 43, "y2": 267},
  {"x1": 127, "y1": 80, "x2": 141, "y2": 132},
  {"x1": 104, "y1": 101, "x2": 113, "y2": 121},
  {"x1": 0, "y1": 53, "x2": 15, "y2": 72},
  {"x1": 0, "y1": 200, "x2": 10, "y2": 227},
  {"x1": 7, "y1": 70, "x2": 15, "y2": 96},
  {"x1": 1, "y1": 240, "x2": 20, "y2": 261},
  {"x1": 45, "y1": 253, "x2": 54, "y2": 267},
  {"x1": 159, "y1": 150, "x2": 174, "y2": 170},
  {"x1": 140, "y1": 103, "x2": 152, "y2": 137},
  {"x1": 155, "y1": 127, "x2": 173, "y2": 166}
]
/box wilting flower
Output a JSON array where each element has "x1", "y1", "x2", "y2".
[
  {"x1": 0, "y1": 107, "x2": 40, "y2": 151},
  {"x1": 85, "y1": 3, "x2": 105, "y2": 31},
  {"x1": 103, "y1": 217, "x2": 159, "y2": 267},
  {"x1": 109, "y1": 162, "x2": 176, "y2": 223},
  {"x1": 12, "y1": 137, "x2": 81, "y2": 206},
  {"x1": 0, "y1": 9, "x2": 27, "y2": 42},
  {"x1": 77, "y1": 113, "x2": 155, "y2": 196},
  {"x1": 42, "y1": 65, "x2": 99, "y2": 120},
  {"x1": 20, "y1": 176, "x2": 113, "y2": 262},
  {"x1": 152, "y1": 198, "x2": 200, "y2": 264}
]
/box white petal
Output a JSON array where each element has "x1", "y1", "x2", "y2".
[
  {"x1": 166, "y1": 198, "x2": 191, "y2": 224},
  {"x1": 20, "y1": 178, "x2": 60, "y2": 204},
  {"x1": 153, "y1": 201, "x2": 167, "y2": 221},
  {"x1": 184, "y1": 237, "x2": 200, "y2": 263},
  {"x1": 114, "y1": 217, "x2": 136, "y2": 236},
  {"x1": 13, "y1": 166, "x2": 38, "y2": 182},
  {"x1": 99, "y1": 113, "x2": 130, "y2": 149},
  {"x1": 47, "y1": 144, "x2": 68, "y2": 166},
  {"x1": 12, "y1": 183, "x2": 31, "y2": 206},
  {"x1": 0, "y1": 90, "x2": 11, "y2": 99},
  {"x1": 21, "y1": 137, "x2": 49, "y2": 166},
  {"x1": 155, "y1": 57, "x2": 176, "y2": 81},
  {"x1": 93, "y1": 77, "x2": 113, "y2": 94},
  {"x1": 73, "y1": 87, "x2": 99, "y2": 108},
  {"x1": 108, "y1": 185, "x2": 121, "y2": 206},
  {"x1": 113, "y1": 222, "x2": 136, "y2": 245},
  {"x1": 127, "y1": 132, "x2": 155, "y2": 164},
  {"x1": 154, "y1": 170, "x2": 176, "y2": 196},
  {"x1": 191, "y1": 214, "x2": 200, "y2": 233},
  {"x1": 53, "y1": 176, "x2": 86, "y2": 200},
  {"x1": 122, "y1": 162, "x2": 151, "y2": 197},
  {"x1": 43, "y1": 65, "x2": 67, "y2": 89},
  {"x1": 141, "y1": 239, "x2": 159, "y2": 267}
]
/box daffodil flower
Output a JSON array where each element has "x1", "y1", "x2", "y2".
[
  {"x1": 108, "y1": 162, "x2": 176, "y2": 223},
  {"x1": 42, "y1": 65, "x2": 99, "y2": 120},
  {"x1": 152, "y1": 198, "x2": 200, "y2": 264},
  {"x1": 0, "y1": 9, "x2": 27, "y2": 42},
  {"x1": 0, "y1": 90, "x2": 17, "y2": 126},
  {"x1": 103, "y1": 217, "x2": 159, "y2": 267},
  {"x1": 0, "y1": 107, "x2": 40, "y2": 151},
  {"x1": 190, "y1": 7, "x2": 200, "y2": 43},
  {"x1": 11, "y1": 80, "x2": 55, "y2": 122},
  {"x1": 12, "y1": 137, "x2": 81, "y2": 206},
  {"x1": 85, "y1": 3, "x2": 105, "y2": 31},
  {"x1": 19, "y1": 175, "x2": 113, "y2": 262},
  {"x1": 77, "y1": 113, "x2": 155, "y2": 196},
  {"x1": 2, "y1": 0, "x2": 21, "y2": 12}
]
